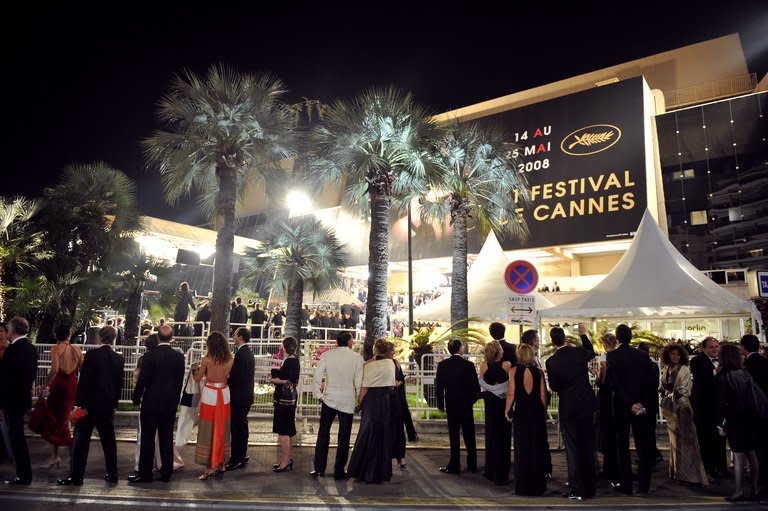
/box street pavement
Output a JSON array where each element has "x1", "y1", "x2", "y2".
[{"x1": 1, "y1": 437, "x2": 764, "y2": 510}]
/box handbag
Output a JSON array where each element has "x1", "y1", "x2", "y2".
[{"x1": 275, "y1": 382, "x2": 297, "y2": 407}]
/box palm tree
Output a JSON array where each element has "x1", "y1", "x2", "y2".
[
  {"x1": 240, "y1": 216, "x2": 346, "y2": 341},
  {"x1": 421, "y1": 122, "x2": 530, "y2": 329},
  {"x1": 0, "y1": 196, "x2": 47, "y2": 322},
  {"x1": 311, "y1": 87, "x2": 437, "y2": 357},
  {"x1": 111, "y1": 241, "x2": 172, "y2": 343},
  {"x1": 37, "y1": 162, "x2": 140, "y2": 340},
  {"x1": 144, "y1": 65, "x2": 295, "y2": 334}
]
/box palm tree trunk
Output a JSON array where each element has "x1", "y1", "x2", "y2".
[
  {"x1": 365, "y1": 191, "x2": 391, "y2": 359},
  {"x1": 285, "y1": 276, "x2": 303, "y2": 342},
  {"x1": 211, "y1": 166, "x2": 236, "y2": 334},
  {"x1": 450, "y1": 211, "x2": 469, "y2": 331},
  {"x1": 0, "y1": 264, "x2": 5, "y2": 323},
  {"x1": 124, "y1": 285, "x2": 142, "y2": 344}
]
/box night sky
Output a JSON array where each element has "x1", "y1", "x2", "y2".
[{"x1": 7, "y1": 3, "x2": 768, "y2": 226}]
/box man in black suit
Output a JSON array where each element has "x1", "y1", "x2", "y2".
[
  {"x1": 58, "y1": 326, "x2": 124, "y2": 486},
  {"x1": 194, "y1": 302, "x2": 211, "y2": 337},
  {"x1": 607, "y1": 324, "x2": 658, "y2": 495},
  {"x1": 489, "y1": 322, "x2": 516, "y2": 365},
  {"x1": 435, "y1": 338, "x2": 480, "y2": 474},
  {"x1": 690, "y1": 336, "x2": 727, "y2": 479},
  {"x1": 130, "y1": 325, "x2": 185, "y2": 483},
  {"x1": 250, "y1": 303, "x2": 267, "y2": 339},
  {"x1": 545, "y1": 324, "x2": 597, "y2": 500},
  {"x1": 1, "y1": 317, "x2": 38, "y2": 486},
  {"x1": 741, "y1": 334, "x2": 768, "y2": 490},
  {"x1": 226, "y1": 327, "x2": 255, "y2": 471}
]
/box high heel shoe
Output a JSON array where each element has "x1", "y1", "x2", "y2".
[
  {"x1": 273, "y1": 458, "x2": 294, "y2": 472},
  {"x1": 199, "y1": 467, "x2": 225, "y2": 480},
  {"x1": 41, "y1": 458, "x2": 61, "y2": 469}
]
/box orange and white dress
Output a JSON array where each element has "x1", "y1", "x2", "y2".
[{"x1": 195, "y1": 380, "x2": 231, "y2": 468}]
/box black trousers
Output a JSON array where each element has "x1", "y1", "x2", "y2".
[
  {"x1": 446, "y1": 405, "x2": 477, "y2": 471},
  {"x1": 694, "y1": 412, "x2": 727, "y2": 476},
  {"x1": 6, "y1": 409, "x2": 31, "y2": 481},
  {"x1": 70, "y1": 410, "x2": 117, "y2": 481},
  {"x1": 139, "y1": 409, "x2": 176, "y2": 480},
  {"x1": 615, "y1": 410, "x2": 655, "y2": 493},
  {"x1": 561, "y1": 414, "x2": 597, "y2": 498},
  {"x1": 313, "y1": 402, "x2": 353, "y2": 477},
  {"x1": 230, "y1": 403, "x2": 250, "y2": 463}
]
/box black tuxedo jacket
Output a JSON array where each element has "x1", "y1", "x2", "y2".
[
  {"x1": 435, "y1": 355, "x2": 480, "y2": 411},
  {"x1": 545, "y1": 334, "x2": 596, "y2": 419},
  {"x1": 745, "y1": 352, "x2": 768, "y2": 395},
  {"x1": 75, "y1": 345, "x2": 124, "y2": 413},
  {"x1": 228, "y1": 344, "x2": 255, "y2": 409},
  {"x1": 690, "y1": 353, "x2": 718, "y2": 416},
  {"x1": 606, "y1": 343, "x2": 657, "y2": 414},
  {"x1": 132, "y1": 344, "x2": 185, "y2": 414},
  {"x1": 0, "y1": 337, "x2": 38, "y2": 412},
  {"x1": 250, "y1": 309, "x2": 266, "y2": 325},
  {"x1": 231, "y1": 304, "x2": 248, "y2": 325},
  {"x1": 498, "y1": 340, "x2": 517, "y2": 365}
]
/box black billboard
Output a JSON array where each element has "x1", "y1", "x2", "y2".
[{"x1": 480, "y1": 76, "x2": 648, "y2": 250}]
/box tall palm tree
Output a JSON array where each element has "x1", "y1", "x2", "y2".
[
  {"x1": 144, "y1": 65, "x2": 295, "y2": 334},
  {"x1": 240, "y1": 217, "x2": 346, "y2": 341},
  {"x1": 0, "y1": 196, "x2": 46, "y2": 322},
  {"x1": 311, "y1": 87, "x2": 437, "y2": 357},
  {"x1": 421, "y1": 122, "x2": 530, "y2": 329}
]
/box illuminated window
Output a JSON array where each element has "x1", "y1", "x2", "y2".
[
  {"x1": 671, "y1": 168, "x2": 695, "y2": 181},
  {"x1": 690, "y1": 210, "x2": 707, "y2": 225}
]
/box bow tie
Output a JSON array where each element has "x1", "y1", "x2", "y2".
[{"x1": 710, "y1": 357, "x2": 718, "y2": 363}]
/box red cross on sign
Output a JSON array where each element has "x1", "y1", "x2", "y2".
[{"x1": 504, "y1": 260, "x2": 539, "y2": 295}]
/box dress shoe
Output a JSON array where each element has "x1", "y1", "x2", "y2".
[
  {"x1": 128, "y1": 474, "x2": 153, "y2": 484},
  {"x1": 4, "y1": 478, "x2": 31, "y2": 486},
  {"x1": 104, "y1": 474, "x2": 118, "y2": 484},
  {"x1": 225, "y1": 458, "x2": 248, "y2": 471},
  {"x1": 333, "y1": 472, "x2": 348, "y2": 480},
  {"x1": 57, "y1": 477, "x2": 83, "y2": 486},
  {"x1": 611, "y1": 482, "x2": 632, "y2": 495},
  {"x1": 439, "y1": 466, "x2": 460, "y2": 474},
  {"x1": 309, "y1": 470, "x2": 324, "y2": 478},
  {"x1": 565, "y1": 488, "x2": 582, "y2": 500},
  {"x1": 160, "y1": 475, "x2": 171, "y2": 482}
]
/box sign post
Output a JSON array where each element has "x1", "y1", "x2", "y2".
[{"x1": 504, "y1": 260, "x2": 539, "y2": 324}]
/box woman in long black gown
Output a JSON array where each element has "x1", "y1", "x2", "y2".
[
  {"x1": 505, "y1": 344, "x2": 548, "y2": 496},
  {"x1": 388, "y1": 344, "x2": 417, "y2": 470},
  {"x1": 479, "y1": 341, "x2": 511, "y2": 485},
  {"x1": 348, "y1": 339, "x2": 397, "y2": 483}
]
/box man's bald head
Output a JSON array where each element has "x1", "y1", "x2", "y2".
[{"x1": 158, "y1": 325, "x2": 173, "y2": 343}]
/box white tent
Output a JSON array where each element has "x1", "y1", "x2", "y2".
[
  {"x1": 541, "y1": 210, "x2": 758, "y2": 321},
  {"x1": 403, "y1": 232, "x2": 554, "y2": 323}
]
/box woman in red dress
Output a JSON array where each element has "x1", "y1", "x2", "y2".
[{"x1": 40, "y1": 325, "x2": 83, "y2": 468}]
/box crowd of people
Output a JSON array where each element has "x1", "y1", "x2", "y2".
[
  {"x1": 435, "y1": 322, "x2": 767, "y2": 502},
  {"x1": 0, "y1": 313, "x2": 766, "y2": 502}
]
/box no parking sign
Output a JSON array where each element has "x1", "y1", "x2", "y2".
[{"x1": 504, "y1": 260, "x2": 539, "y2": 295}]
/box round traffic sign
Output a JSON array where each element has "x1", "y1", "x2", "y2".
[{"x1": 504, "y1": 260, "x2": 539, "y2": 294}]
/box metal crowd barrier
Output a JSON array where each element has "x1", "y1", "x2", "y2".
[{"x1": 33, "y1": 341, "x2": 662, "y2": 426}]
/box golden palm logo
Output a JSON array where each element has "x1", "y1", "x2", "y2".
[{"x1": 561, "y1": 124, "x2": 621, "y2": 156}]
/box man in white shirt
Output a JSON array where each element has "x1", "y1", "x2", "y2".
[{"x1": 311, "y1": 331, "x2": 364, "y2": 480}]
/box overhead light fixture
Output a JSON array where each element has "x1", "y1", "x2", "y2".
[
  {"x1": 595, "y1": 77, "x2": 620, "y2": 87},
  {"x1": 286, "y1": 190, "x2": 313, "y2": 218}
]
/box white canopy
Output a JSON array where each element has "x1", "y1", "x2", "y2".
[
  {"x1": 541, "y1": 210, "x2": 757, "y2": 320},
  {"x1": 402, "y1": 232, "x2": 554, "y2": 322}
]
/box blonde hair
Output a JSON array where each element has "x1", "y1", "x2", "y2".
[
  {"x1": 601, "y1": 333, "x2": 618, "y2": 349},
  {"x1": 516, "y1": 343, "x2": 536, "y2": 367},
  {"x1": 484, "y1": 341, "x2": 503, "y2": 364}
]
